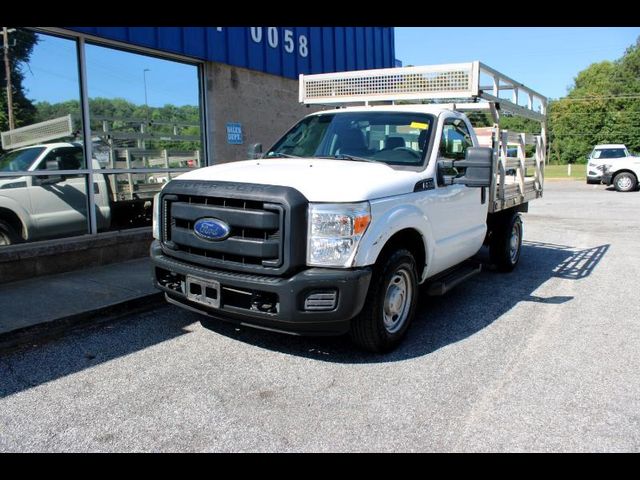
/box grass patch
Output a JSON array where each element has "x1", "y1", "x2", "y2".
[{"x1": 545, "y1": 164, "x2": 586, "y2": 179}]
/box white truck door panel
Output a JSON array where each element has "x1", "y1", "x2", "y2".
[
  {"x1": 419, "y1": 184, "x2": 486, "y2": 276},
  {"x1": 28, "y1": 147, "x2": 89, "y2": 239},
  {"x1": 421, "y1": 115, "x2": 488, "y2": 276}
]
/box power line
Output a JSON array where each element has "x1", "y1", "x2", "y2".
[{"x1": 550, "y1": 94, "x2": 640, "y2": 102}]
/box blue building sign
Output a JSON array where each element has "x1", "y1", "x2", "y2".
[
  {"x1": 226, "y1": 123, "x2": 243, "y2": 144},
  {"x1": 65, "y1": 27, "x2": 395, "y2": 79}
]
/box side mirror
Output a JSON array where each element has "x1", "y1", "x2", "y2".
[
  {"x1": 248, "y1": 143, "x2": 263, "y2": 159},
  {"x1": 452, "y1": 147, "x2": 493, "y2": 188},
  {"x1": 39, "y1": 157, "x2": 65, "y2": 185}
]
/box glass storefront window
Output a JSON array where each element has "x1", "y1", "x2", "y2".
[
  {"x1": 84, "y1": 42, "x2": 204, "y2": 233},
  {"x1": 0, "y1": 28, "x2": 206, "y2": 247},
  {"x1": 1, "y1": 29, "x2": 89, "y2": 245}
]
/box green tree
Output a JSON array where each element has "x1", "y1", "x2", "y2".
[{"x1": 549, "y1": 37, "x2": 640, "y2": 164}]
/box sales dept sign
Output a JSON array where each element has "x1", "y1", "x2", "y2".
[{"x1": 226, "y1": 123, "x2": 243, "y2": 144}]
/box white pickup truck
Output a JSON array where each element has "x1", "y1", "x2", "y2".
[
  {"x1": 0, "y1": 142, "x2": 112, "y2": 245},
  {"x1": 0, "y1": 116, "x2": 165, "y2": 245},
  {"x1": 151, "y1": 62, "x2": 547, "y2": 352}
]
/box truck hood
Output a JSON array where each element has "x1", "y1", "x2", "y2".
[{"x1": 173, "y1": 158, "x2": 421, "y2": 202}]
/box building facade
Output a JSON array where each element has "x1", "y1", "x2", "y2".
[{"x1": 0, "y1": 26, "x2": 395, "y2": 260}]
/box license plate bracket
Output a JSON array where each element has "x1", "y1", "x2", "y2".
[{"x1": 185, "y1": 275, "x2": 221, "y2": 309}]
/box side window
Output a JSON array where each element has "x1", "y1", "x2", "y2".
[
  {"x1": 439, "y1": 118, "x2": 474, "y2": 160},
  {"x1": 37, "y1": 147, "x2": 84, "y2": 178}
]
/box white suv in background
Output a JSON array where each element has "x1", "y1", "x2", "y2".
[{"x1": 586, "y1": 144, "x2": 631, "y2": 184}]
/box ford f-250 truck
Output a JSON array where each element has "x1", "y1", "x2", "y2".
[{"x1": 151, "y1": 62, "x2": 547, "y2": 352}]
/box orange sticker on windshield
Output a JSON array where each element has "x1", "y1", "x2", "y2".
[{"x1": 410, "y1": 122, "x2": 429, "y2": 130}]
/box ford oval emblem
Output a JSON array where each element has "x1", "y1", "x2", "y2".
[{"x1": 193, "y1": 218, "x2": 231, "y2": 241}]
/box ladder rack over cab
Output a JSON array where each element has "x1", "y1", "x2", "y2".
[{"x1": 298, "y1": 61, "x2": 548, "y2": 213}]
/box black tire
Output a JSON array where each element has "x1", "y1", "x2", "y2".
[
  {"x1": 489, "y1": 211, "x2": 523, "y2": 273},
  {"x1": 0, "y1": 220, "x2": 21, "y2": 246},
  {"x1": 350, "y1": 249, "x2": 419, "y2": 353},
  {"x1": 613, "y1": 172, "x2": 637, "y2": 192}
]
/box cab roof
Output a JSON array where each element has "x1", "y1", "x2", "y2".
[
  {"x1": 593, "y1": 144, "x2": 627, "y2": 149},
  {"x1": 307, "y1": 104, "x2": 459, "y2": 117}
]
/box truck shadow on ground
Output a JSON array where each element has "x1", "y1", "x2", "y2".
[
  {"x1": 0, "y1": 311, "x2": 197, "y2": 400},
  {"x1": 0, "y1": 240, "x2": 610, "y2": 399},
  {"x1": 199, "y1": 240, "x2": 610, "y2": 363}
]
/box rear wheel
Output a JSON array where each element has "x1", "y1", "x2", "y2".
[
  {"x1": 350, "y1": 249, "x2": 419, "y2": 353},
  {"x1": 0, "y1": 220, "x2": 21, "y2": 246},
  {"x1": 489, "y1": 211, "x2": 523, "y2": 273},
  {"x1": 613, "y1": 172, "x2": 637, "y2": 192}
]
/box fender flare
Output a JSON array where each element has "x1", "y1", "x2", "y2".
[{"x1": 354, "y1": 202, "x2": 435, "y2": 282}]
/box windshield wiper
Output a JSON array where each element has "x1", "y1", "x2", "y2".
[
  {"x1": 265, "y1": 152, "x2": 302, "y2": 158},
  {"x1": 314, "y1": 154, "x2": 377, "y2": 163}
]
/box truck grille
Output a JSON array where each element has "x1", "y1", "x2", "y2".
[
  {"x1": 163, "y1": 194, "x2": 283, "y2": 269},
  {"x1": 158, "y1": 180, "x2": 308, "y2": 276}
]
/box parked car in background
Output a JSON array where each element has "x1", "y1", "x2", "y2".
[
  {"x1": 586, "y1": 144, "x2": 632, "y2": 184},
  {"x1": 601, "y1": 154, "x2": 640, "y2": 192}
]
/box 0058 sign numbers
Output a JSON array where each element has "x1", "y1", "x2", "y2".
[{"x1": 250, "y1": 27, "x2": 308, "y2": 58}]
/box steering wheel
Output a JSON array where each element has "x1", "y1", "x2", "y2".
[{"x1": 392, "y1": 147, "x2": 420, "y2": 158}]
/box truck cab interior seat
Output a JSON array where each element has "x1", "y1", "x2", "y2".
[
  {"x1": 384, "y1": 136, "x2": 406, "y2": 150},
  {"x1": 335, "y1": 128, "x2": 368, "y2": 156}
]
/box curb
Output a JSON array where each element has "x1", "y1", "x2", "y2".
[{"x1": 0, "y1": 292, "x2": 165, "y2": 355}]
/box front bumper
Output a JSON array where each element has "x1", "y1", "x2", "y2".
[
  {"x1": 601, "y1": 172, "x2": 614, "y2": 185},
  {"x1": 150, "y1": 240, "x2": 372, "y2": 335}
]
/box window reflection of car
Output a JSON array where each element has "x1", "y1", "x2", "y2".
[
  {"x1": 0, "y1": 142, "x2": 111, "y2": 245},
  {"x1": 505, "y1": 146, "x2": 518, "y2": 176}
]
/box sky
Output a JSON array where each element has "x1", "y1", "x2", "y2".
[
  {"x1": 20, "y1": 27, "x2": 640, "y2": 107},
  {"x1": 22, "y1": 33, "x2": 200, "y2": 107},
  {"x1": 394, "y1": 27, "x2": 640, "y2": 100}
]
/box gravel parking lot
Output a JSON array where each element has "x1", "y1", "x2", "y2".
[{"x1": 1, "y1": 180, "x2": 639, "y2": 452}]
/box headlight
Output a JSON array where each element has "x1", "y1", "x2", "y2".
[
  {"x1": 152, "y1": 192, "x2": 161, "y2": 240},
  {"x1": 602, "y1": 164, "x2": 612, "y2": 173},
  {"x1": 307, "y1": 202, "x2": 371, "y2": 267}
]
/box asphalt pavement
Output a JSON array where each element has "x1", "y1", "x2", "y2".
[
  {"x1": 1, "y1": 180, "x2": 639, "y2": 452},
  {"x1": 0, "y1": 258, "x2": 162, "y2": 351}
]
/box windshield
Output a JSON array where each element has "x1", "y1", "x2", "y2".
[
  {"x1": 0, "y1": 147, "x2": 45, "y2": 172},
  {"x1": 265, "y1": 112, "x2": 435, "y2": 166},
  {"x1": 592, "y1": 148, "x2": 627, "y2": 159}
]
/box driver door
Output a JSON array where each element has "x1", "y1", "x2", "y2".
[
  {"x1": 422, "y1": 116, "x2": 488, "y2": 274},
  {"x1": 28, "y1": 146, "x2": 89, "y2": 239}
]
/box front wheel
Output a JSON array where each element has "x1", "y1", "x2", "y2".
[
  {"x1": 613, "y1": 172, "x2": 637, "y2": 192},
  {"x1": 0, "y1": 220, "x2": 21, "y2": 246},
  {"x1": 489, "y1": 212, "x2": 523, "y2": 273},
  {"x1": 350, "y1": 249, "x2": 419, "y2": 353}
]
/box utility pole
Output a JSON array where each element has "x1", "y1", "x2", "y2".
[
  {"x1": 142, "y1": 68, "x2": 150, "y2": 152},
  {"x1": 2, "y1": 27, "x2": 15, "y2": 130},
  {"x1": 143, "y1": 68, "x2": 150, "y2": 123}
]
